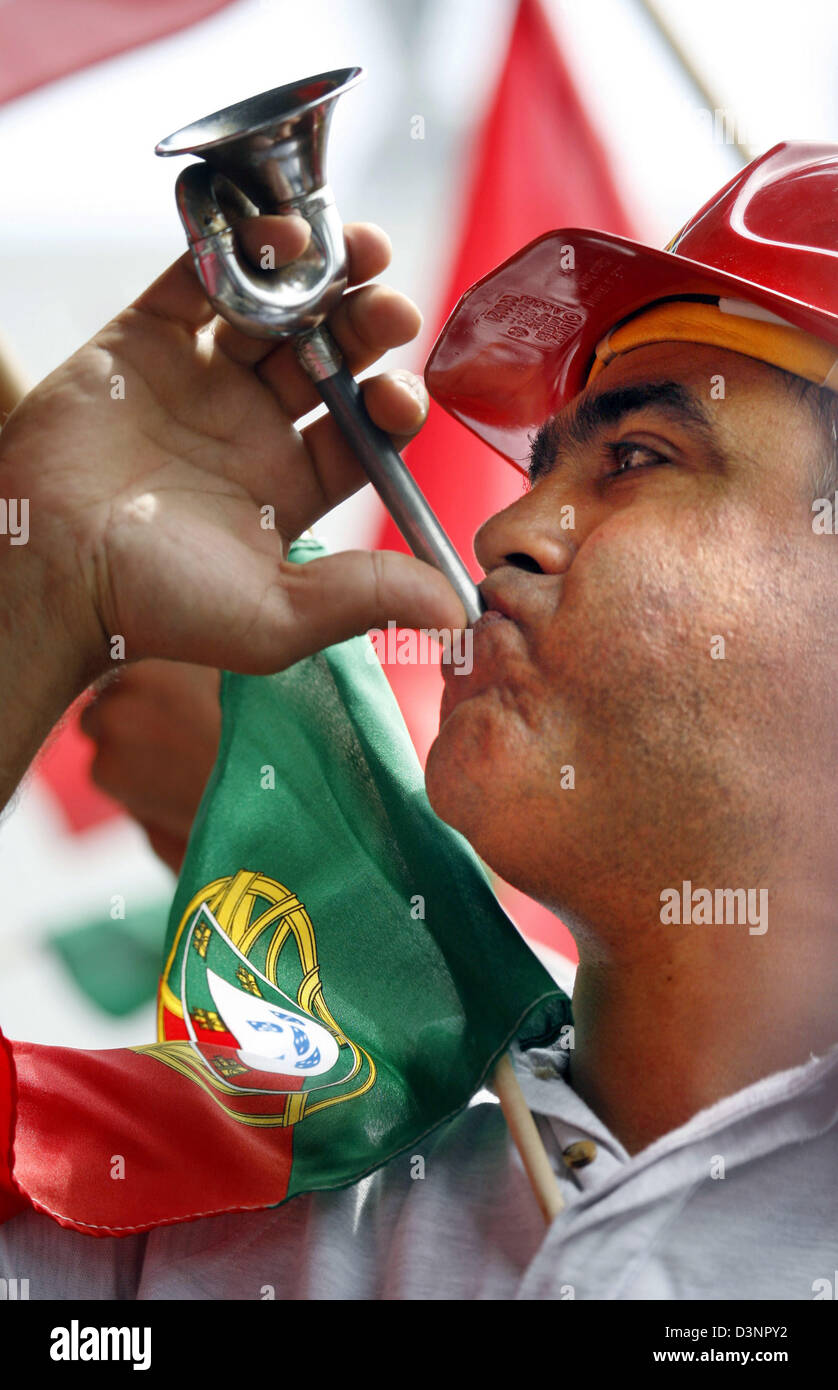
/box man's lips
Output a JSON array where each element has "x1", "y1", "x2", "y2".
[
  {"x1": 441, "y1": 608, "x2": 513, "y2": 682},
  {"x1": 438, "y1": 608, "x2": 518, "y2": 725},
  {"x1": 471, "y1": 608, "x2": 509, "y2": 639}
]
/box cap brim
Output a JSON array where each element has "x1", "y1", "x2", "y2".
[{"x1": 424, "y1": 227, "x2": 838, "y2": 473}]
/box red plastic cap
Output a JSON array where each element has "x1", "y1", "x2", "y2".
[{"x1": 425, "y1": 142, "x2": 838, "y2": 472}]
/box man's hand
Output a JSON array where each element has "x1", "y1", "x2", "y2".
[
  {"x1": 82, "y1": 661, "x2": 222, "y2": 875},
  {"x1": 0, "y1": 217, "x2": 465, "y2": 808}
]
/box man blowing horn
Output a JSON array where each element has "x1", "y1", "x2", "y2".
[{"x1": 1, "y1": 143, "x2": 838, "y2": 1300}]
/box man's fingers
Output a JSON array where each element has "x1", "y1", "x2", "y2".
[
  {"x1": 343, "y1": 222, "x2": 393, "y2": 286},
  {"x1": 129, "y1": 250, "x2": 218, "y2": 333},
  {"x1": 212, "y1": 220, "x2": 395, "y2": 368},
  {"x1": 358, "y1": 369, "x2": 429, "y2": 431},
  {"x1": 270, "y1": 369, "x2": 429, "y2": 538},
  {"x1": 207, "y1": 214, "x2": 312, "y2": 366},
  {"x1": 235, "y1": 214, "x2": 311, "y2": 271},
  {"x1": 81, "y1": 661, "x2": 220, "y2": 735},
  {"x1": 128, "y1": 215, "x2": 307, "y2": 346},
  {"x1": 230, "y1": 549, "x2": 469, "y2": 674},
  {"x1": 144, "y1": 825, "x2": 189, "y2": 876},
  {"x1": 235, "y1": 218, "x2": 389, "y2": 286},
  {"x1": 253, "y1": 283, "x2": 423, "y2": 420},
  {"x1": 87, "y1": 691, "x2": 219, "y2": 830},
  {"x1": 129, "y1": 220, "x2": 393, "y2": 350},
  {"x1": 103, "y1": 543, "x2": 467, "y2": 689}
]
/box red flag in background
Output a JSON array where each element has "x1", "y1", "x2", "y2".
[
  {"x1": 0, "y1": 0, "x2": 236, "y2": 106},
  {"x1": 375, "y1": 0, "x2": 640, "y2": 960},
  {"x1": 35, "y1": 699, "x2": 122, "y2": 835}
]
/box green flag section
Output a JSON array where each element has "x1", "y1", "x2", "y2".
[
  {"x1": 49, "y1": 899, "x2": 170, "y2": 1017},
  {"x1": 156, "y1": 534, "x2": 570, "y2": 1204},
  {"x1": 0, "y1": 533, "x2": 571, "y2": 1237}
]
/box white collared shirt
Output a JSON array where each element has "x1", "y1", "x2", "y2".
[{"x1": 3, "y1": 1030, "x2": 837, "y2": 1300}]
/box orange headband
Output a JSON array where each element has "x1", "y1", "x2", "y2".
[{"x1": 586, "y1": 298, "x2": 838, "y2": 393}]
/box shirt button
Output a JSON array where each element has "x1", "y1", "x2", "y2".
[{"x1": 562, "y1": 1139, "x2": 598, "y2": 1169}]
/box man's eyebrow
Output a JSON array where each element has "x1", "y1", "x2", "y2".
[{"x1": 527, "y1": 381, "x2": 719, "y2": 487}]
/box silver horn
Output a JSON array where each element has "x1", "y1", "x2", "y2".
[{"x1": 157, "y1": 69, "x2": 485, "y2": 626}]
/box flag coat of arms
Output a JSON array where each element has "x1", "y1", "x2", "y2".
[{"x1": 0, "y1": 537, "x2": 568, "y2": 1235}]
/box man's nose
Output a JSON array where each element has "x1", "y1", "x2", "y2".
[{"x1": 474, "y1": 493, "x2": 577, "y2": 578}]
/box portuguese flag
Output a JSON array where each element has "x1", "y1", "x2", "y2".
[{"x1": 0, "y1": 536, "x2": 568, "y2": 1235}]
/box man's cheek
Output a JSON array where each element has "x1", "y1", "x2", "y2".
[{"x1": 545, "y1": 534, "x2": 706, "y2": 705}]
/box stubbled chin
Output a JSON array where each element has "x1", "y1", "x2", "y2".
[
  {"x1": 424, "y1": 724, "x2": 452, "y2": 819},
  {"x1": 438, "y1": 685, "x2": 451, "y2": 728},
  {"x1": 425, "y1": 701, "x2": 479, "y2": 827}
]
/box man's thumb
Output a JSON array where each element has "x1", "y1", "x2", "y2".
[{"x1": 254, "y1": 548, "x2": 470, "y2": 671}]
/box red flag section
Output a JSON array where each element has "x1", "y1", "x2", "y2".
[
  {"x1": 1, "y1": 1024, "x2": 297, "y2": 1235},
  {"x1": 0, "y1": 1033, "x2": 24, "y2": 1225},
  {"x1": 375, "y1": 0, "x2": 639, "y2": 960},
  {"x1": 0, "y1": 0, "x2": 236, "y2": 106}
]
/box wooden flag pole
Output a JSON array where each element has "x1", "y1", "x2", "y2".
[
  {"x1": 633, "y1": 0, "x2": 753, "y2": 166},
  {"x1": 493, "y1": 1052, "x2": 565, "y2": 1223}
]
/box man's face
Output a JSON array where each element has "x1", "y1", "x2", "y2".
[{"x1": 425, "y1": 342, "x2": 837, "y2": 935}]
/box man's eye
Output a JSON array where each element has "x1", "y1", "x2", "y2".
[{"x1": 606, "y1": 441, "x2": 669, "y2": 476}]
